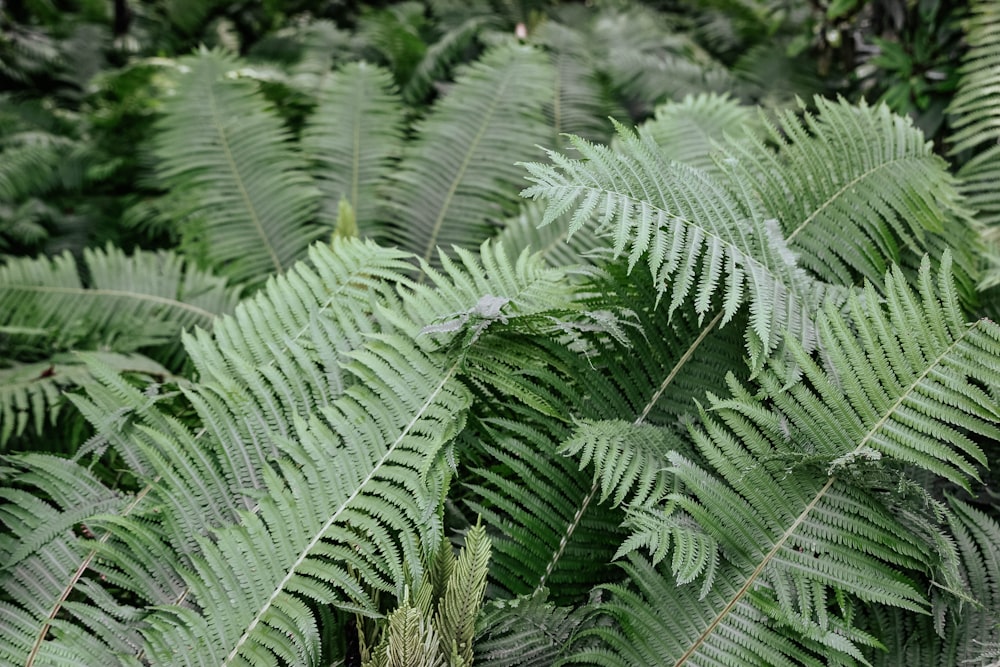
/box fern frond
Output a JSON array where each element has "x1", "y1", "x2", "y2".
[
  {"x1": 464, "y1": 415, "x2": 627, "y2": 604},
  {"x1": 379, "y1": 42, "x2": 553, "y2": 264},
  {"x1": 491, "y1": 201, "x2": 609, "y2": 268},
  {"x1": 948, "y1": 0, "x2": 1000, "y2": 228},
  {"x1": 302, "y1": 62, "x2": 405, "y2": 229},
  {"x1": 728, "y1": 96, "x2": 976, "y2": 289},
  {"x1": 578, "y1": 553, "x2": 876, "y2": 667},
  {"x1": 584, "y1": 255, "x2": 1000, "y2": 664},
  {"x1": 560, "y1": 420, "x2": 680, "y2": 509},
  {"x1": 0, "y1": 352, "x2": 173, "y2": 449},
  {"x1": 640, "y1": 93, "x2": 762, "y2": 175},
  {"x1": 0, "y1": 454, "x2": 159, "y2": 667},
  {"x1": 402, "y1": 15, "x2": 496, "y2": 104},
  {"x1": 434, "y1": 521, "x2": 491, "y2": 665},
  {"x1": 0, "y1": 244, "x2": 238, "y2": 360},
  {"x1": 534, "y1": 21, "x2": 619, "y2": 146},
  {"x1": 863, "y1": 498, "x2": 1000, "y2": 666},
  {"x1": 153, "y1": 49, "x2": 324, "y2": 286},
  {"x1": 521, "y1": 120, "x2": 830, "y2": 371},
  {"x1": 0, "y1": 245, "x2": 236, "y2": 447},
  {"x1": 473, "y1": 589, "x2": 599, "y2": 667}
]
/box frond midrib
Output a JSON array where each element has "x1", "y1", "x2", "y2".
[
  {"x1": 24, "y1": 479, "x2": 159, "y2": 667},
  {"x1": 536, "y1": 310, "x2": 725, "y2": 593},
  {"x1": 223, "y1": 357, "x2": 463, "y2": 664},
  {"x1": 206, "y1": 78, "x2": 284, "y2": 274},
  {"x1": 785, "y1": 154, "x2": 931, "y2": 243},
  {"x1": 420, "y1": 68, "x2": 515, "y2": 264},
  {"x1": 674, "y1": 318, "x2": 989, "y2": 666},
  {"x1": 5, "y1": 284, "x2": 218, "y2": 324}
]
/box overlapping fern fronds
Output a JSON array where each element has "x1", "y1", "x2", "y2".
[
  {"x1": 379, "y1": 42, "x2": 553, "y2": 264},
  {"x1": 0, "y1": 454, "x2": 152, "y2": 666},
  {"x1": 640, "y1": 92, "x2": 762, "y2": 175},
  {"x1": 0, "y1": 244, "x2": 237, "y2": 447},
  {"x1": 153, "y1": 49, "x2": 324, "y2": 287},
  {"x1": 572, "y1": 254, "x2": 1000, "y2": 665},
  {"x1": 3, "y1": 237, "x2": 595, "y2": 665},
  {"x1": 727, "y1": 96, "x2": 977, "y2": 291},
  {"x1": 521, "y1": 120, "x2": 832, "y2": 371}
]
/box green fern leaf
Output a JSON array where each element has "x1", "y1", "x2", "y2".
[
  {"x1": 640, "y1": 92, "x2": 762, "y2": 175},
  {"x1": 0, "y1": 454, "x2": 156, "y2": 666},
  {"x1": 379, "y1": 42, "x2": 553, "y2": 264},
  {"x1": 473, "y1": 589, "x2": 600, "y2": 667},
  {"x1": 153, "y1": 49, "x2": 324, "y2": 286},
  {"x1": 727, "y1": 96, "x2": 975, "y2": 288},
  {"x1": 302, "y1": 62, "x2": 405, "y2": 230},
  {"x1": 561, "y1": 420, "x2": 680, "y2": 508},
  {"x1": 948, "y1": 0, "x2": 1000, "y2": 227},
  {"x1": 585, "y1": 254, "x2": 1000, "y2": 665},
  {"x1": 521, "y1": 120, "x2": 830, "y2": 371}
]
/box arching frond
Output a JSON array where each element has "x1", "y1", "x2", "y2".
[
  {"x1": 579, "y1": 255, "x2": 1000, "y2": 665},
  {"x1": 0, "y1": 244, "x2": 238, "y2": 360},
  {"x1": 490, "y1": 201, "x2": 609, "y2": 268},
  {"x1": 0, "y1": 454, "x2": 162, "y2": 667},
  {"x1": 640, "y1": 92, "x2": 762, "y2": 174},
  {"x1": 301, "y1": 62, "x2": 405, "y2": 230},
  {"x1": 728, "y1": 96, "x2": 977, "y2": 289},
  {"x1": 153, "y1": 49, "x2": 324, "y2": 287},
  {"x1": 534, "y1": 21, "x2": 620, "y2": 146},
  {"x1": 521, "y1": 120, "x2": 832, "y2": 371},
  {"x1": 379, "y1": 42, "x2": 553, "y2": 264},
  {"x1": 0, "y1": 245, "x2": 237, "y2": 447},
  {"x1": 561, "y1": 420, "x2": 681, "y2": 509},
  {"x1": 863, "y1": 498, "x2": 1000, "y2": 667}
]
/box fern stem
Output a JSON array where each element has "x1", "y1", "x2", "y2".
[
  {"x1": 25, "y1": 478, "x2": 160, "y2": 667},
  {"x1": 536, "y1": 312, "x2": 723, "y2": 593},
  {"x1": 675, "y1": 320, "x2": 985, "y2": 665},
  {"x1": 636, "y1": 311, "x2": 723, "y2": 424},
  {"x1": 673, "y1": 476, "x2": 837, "y2": 667},
  {"x1": 223, "y1": 359, "x2": 463, "y2": 664}
]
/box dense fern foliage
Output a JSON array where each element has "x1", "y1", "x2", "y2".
[{"x1": 2, "y1": 0, "x2": 999, "y2": 665}]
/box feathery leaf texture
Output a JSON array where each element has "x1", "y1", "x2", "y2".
[
  {"x1": 948, "y1": 0, "x2": 1000, "y2": 227},
  {"x1": 521, "y1": 119, "x2": 829, "y2": 371},
  {"x1": 0, "y1": 245, "x2": 237, "y2": 447},
  {"x1": 473, "y1": 589, "x2": 599, "y2": 667},
  {"x1": 153, "y1": 49, "x2": 324, "y2": 286},
  {"x1": 581, "y1": 254, "x2": 1000, "y2": 665},
  {"x1": 561, "y1": 420, "x2": 682, "y2": 509},
  {"x1": 302, "y1": 62, "x2": 406, "y2": 230},
  {"x1": 640, "y1": 92, "x2": 762, "y2": 175},
  {"x1": 0, "y1": 454, "x2": 153, "y2": 667},
  {"x1": 728, "y1": 96, "x2": 974, "y2": 288},
  {"x1": 0, "y1": 244, "x2": 238, "y2": 358},
  {"x1": 380, "y1": 42, "x2": 554, "y2": 264}
]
